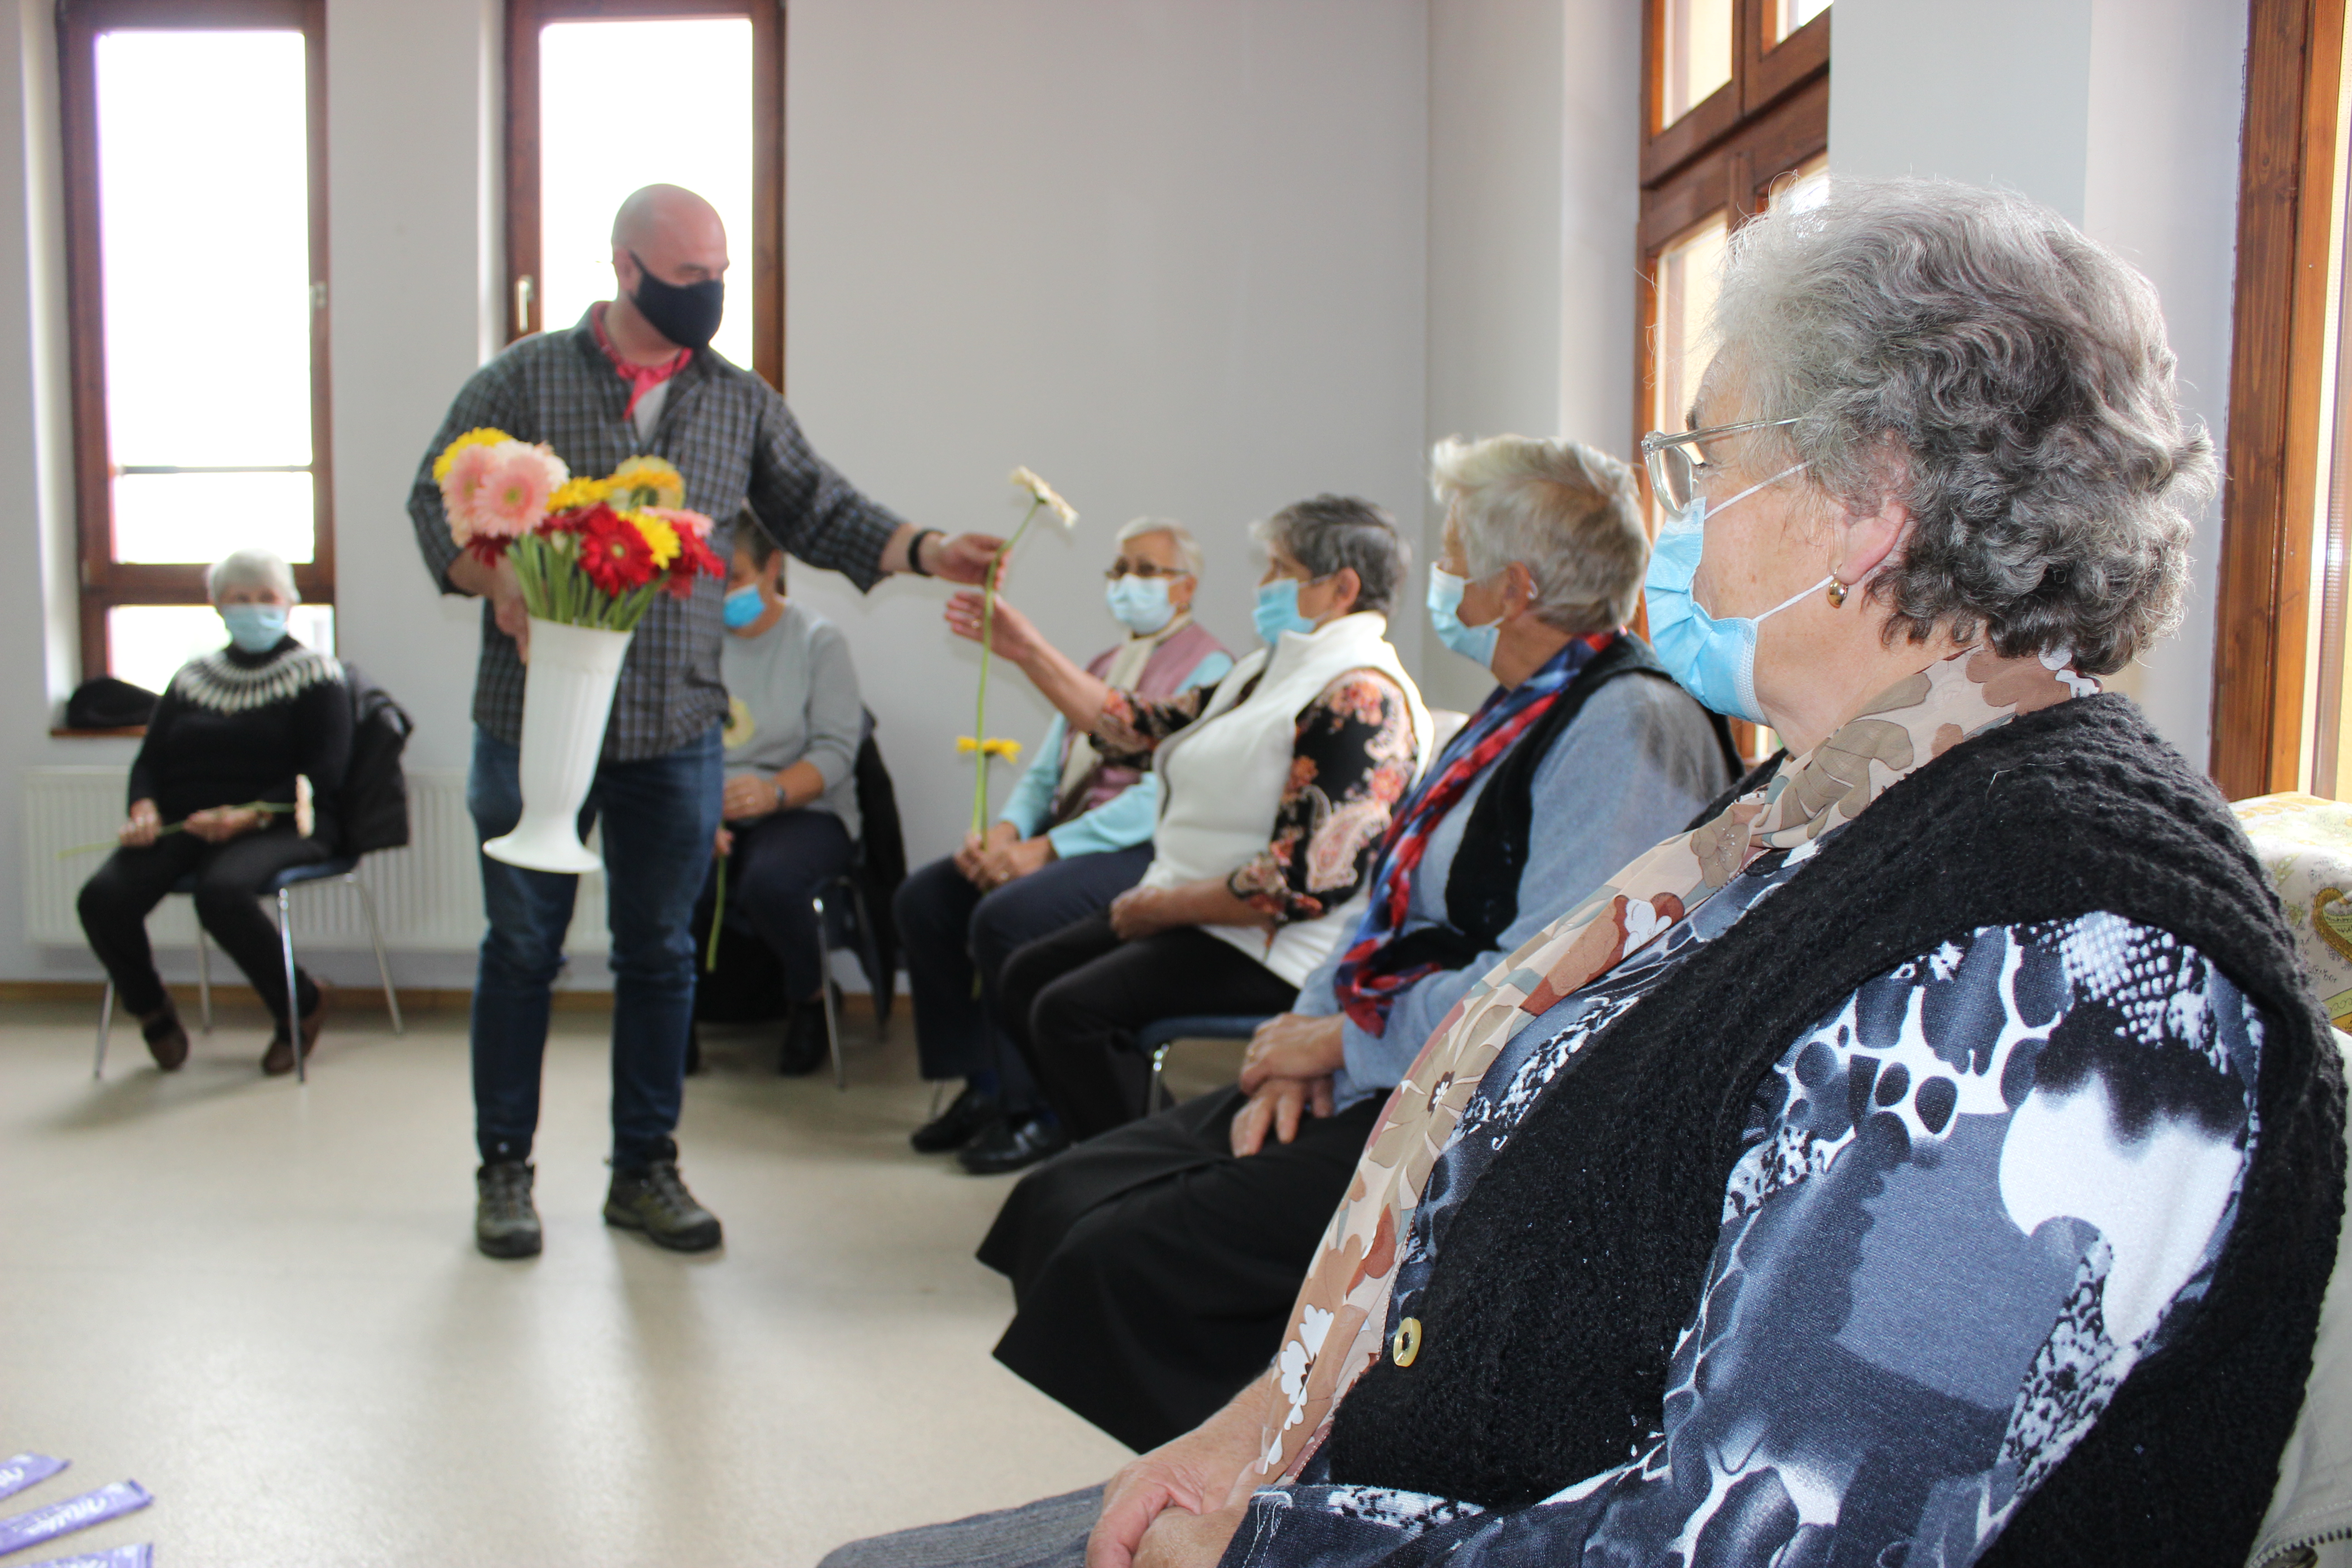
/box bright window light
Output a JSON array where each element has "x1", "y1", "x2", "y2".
[
  {"x1": 95, "y1": 29, "x2": 314, "y2": 565},
  {"x1": 1776, "y1": 0, "x2": 1832, "y2": 43},
  {"x1": 539, "y1": 19, "x2": 754, "y2": 370},
  {"x1": 1661, "y1": 0, "x2": 1734, "y2": 127},
  {"x1": 109, "y1": 604, "x2": 334, "y2": 700}
]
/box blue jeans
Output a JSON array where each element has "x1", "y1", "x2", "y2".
[{"x1": 467, "y1": 724, "x2": 723, "y2": 1169}]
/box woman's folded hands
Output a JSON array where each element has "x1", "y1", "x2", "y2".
[
  {"x1": 1230, "y1": 1013, "x2": 1347, "y2": 1156},
  {"x1": 1089, "y1": 1372, "x2": 1276, "y2": 1568}
]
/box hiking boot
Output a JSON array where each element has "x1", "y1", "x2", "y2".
[
  {"x1": 261, "y1": 995, "x2": 324, "y2": 1076},
  {"x1": 603, "y1": 1159, "x2": 723, "y2": 1253},
  {"x1": 138, "y1": 1004, "x2": 188, "y2": 1072},
  {"x1": 475, "y1": 1161, "x2": 543, "y2": 1259}
]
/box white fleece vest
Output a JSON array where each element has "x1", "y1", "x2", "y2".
[{"x1": 1142, "y1": 611, "x2": 1431, "y2": 985}]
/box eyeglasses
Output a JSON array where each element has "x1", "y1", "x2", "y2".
[
  {"x1": 1102, "y1": 562, "x2": 1193, "y2": 581},
  {"x1": 1640, "y1": 416, "x2": 1801, "y2": 514}
]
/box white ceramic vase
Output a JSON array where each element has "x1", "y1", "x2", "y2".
[{"x1": 482, "y1": 617, "x2": 632, "y2": 874}]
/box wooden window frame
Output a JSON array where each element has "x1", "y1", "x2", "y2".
[
  {"x1": 57, "y1": 0, "x2": 333, "y2": 687},
  {"x1": 2210, "y1": 0, "x2": 2350, "y2": 798},
  {"x1": 503, "y1": 0, "x2": 786, "y2": 391},
  {"x1": 1637, "y1": 0, "x2": 1828, "y2": 761}
]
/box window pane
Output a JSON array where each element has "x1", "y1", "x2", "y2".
[
  {"x1": 1652, "y1": 209, "x2": 1733, "y2": 496},
  {"x1": 539, "y1": 19, "x2": 755, "y2": 371},
  {"x1": 1661, "y1": 0, "x2": 1734, "y2": 128},
  {"x1": 112, "y1": 471, "x2": 315, "y2": 564},
  {"x1": 108, "y1": 604, "x2": 333, "y2": 701},
  {"x1": 94, "y1": 31, "x2": 312, "y2": 469},
  {"x1": 1774, "y1": 0, "x2": 1832, "y2": 44}
]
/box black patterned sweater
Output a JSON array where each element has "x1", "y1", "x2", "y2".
[
  {"x1": 1239, "y1": 840, "x2": 2277, "y2": 1567},
  {"x1": 127, "y1": 638, "x2": 352, "y2": 851}
]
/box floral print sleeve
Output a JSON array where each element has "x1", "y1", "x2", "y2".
[
  {"x1": 1227, "y1": 671, "x2": 1418, "y2": 926},
  {"x1": 1093, "y1": 683, "x2": 1218, "y2": 767},
  {"x1": 1221, "y1": 909, "x2": 2263, "y2": 1568}
]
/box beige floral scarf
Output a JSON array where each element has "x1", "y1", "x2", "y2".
[{"x1": 1258, "y1": 646, "x2": 2096, "y2": 1480}]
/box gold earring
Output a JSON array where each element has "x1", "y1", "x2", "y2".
[{"x1": 1826, "y1": 577, "x2": 1848, "y2": 609}]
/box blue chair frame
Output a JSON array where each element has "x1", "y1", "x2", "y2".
[
  {"x1": 1132, "y1": 1014, "x2": 1273, "y2": 1117},
  {"x1": 95, "y1": 856, "x2": 403, "y2": 1083}
]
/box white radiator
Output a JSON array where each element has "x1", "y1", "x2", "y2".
[{"x1": 22, "y1": 767, "x2": 610, "y2": 955}]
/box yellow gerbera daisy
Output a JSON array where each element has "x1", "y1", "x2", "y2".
[
  {"x1": 609, "y1": 455, "x2": 686, "y2": 510},
  {"x1": 432, "y1": 427, "x2": 512, "y2": 482},
  {"x1": 625, "y1": 510, "x2": 681, "y2": 568},
  {"x1": 549, "y1": 475, "x2": 614, "y2": 513}
]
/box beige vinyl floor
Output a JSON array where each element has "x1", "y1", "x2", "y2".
[{"x1": 0, "y1": 991, "x2": 1154, "y2": 1567}]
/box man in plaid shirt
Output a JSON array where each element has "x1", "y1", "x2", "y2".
[{"x1": 410, "y1": 186, "x2": 1000, "y2": 1260}]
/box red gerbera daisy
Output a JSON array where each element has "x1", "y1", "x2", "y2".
[
  {"x1": 575, "y1": 504, "x2": 657, "y2": 596},
  {"x1": 665, "y1": 528, "x2": 726, "y2": 598}
]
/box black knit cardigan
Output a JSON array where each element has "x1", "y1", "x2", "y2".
[{"x1": 1320, "y1": 694, "x2": 2347, "y2": 1568}]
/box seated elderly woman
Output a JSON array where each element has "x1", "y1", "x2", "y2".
[
  {"x1": 898, "y1": 518, "x2": 1231, "y2": 1160},
  {"x1": 78, "y1": 548, "x2": 351, "y2": 1076},
  {"x1": 824, "y1": 180, "x2": 2344, "y2": 1568},
  {"x1": 978, "y1": 436, "x2": 1735, "y2": 1451},
  {"x1": 697, "y1": 521, "x2": 865, "y2": 1074},
  {"x1": 945, "y1": 496, "x2": 1434, "y2": 1173}
]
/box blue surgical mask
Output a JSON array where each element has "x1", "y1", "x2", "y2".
[
  {"x1": 1253, "y1": 578, "x2": 1318, "y2": 644},
  {"x1": 1106, "y1": 574, "x2": 1176, "y2": 636},
  {"x1": 220, "y1": 604, "x2": 289, "y2": 654},
  {"x1": 1642, "y1": 464, "x2": 1817, "y2": 723},
  {"x1": 722, "y1": 584, "x2": 766, "y2": 630},
  {"x1": 1427, "y1": 565, "x2": 1500, "y2": 670}
]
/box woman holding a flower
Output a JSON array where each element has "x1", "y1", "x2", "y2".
[{"x1": 78, "y1": 548, "x2": 349, "y2": 1077}]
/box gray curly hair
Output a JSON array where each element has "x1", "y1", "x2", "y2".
[
  {"x1": 1431, "y1": 435, "x2": 1647, "y2": 634},
  {"x1": 1708, "y1": 177, "x2": 2214, "y2": 676}
]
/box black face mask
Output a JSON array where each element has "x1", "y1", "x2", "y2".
[{"x1": 628, "y1": 251, "x2": 724, "y2": 351}]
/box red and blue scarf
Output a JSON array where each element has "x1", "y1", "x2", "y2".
[{"x1": 1329, "y1": 632, "x2": 1618, "y2": 1033}]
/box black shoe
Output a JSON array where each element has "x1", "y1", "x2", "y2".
[
  {"x1": 956, "y1": 1113, "x2": 1071, "y2": 1175},
  {"x1": 475, "y1": 1161, "x2": 543, "y2": 1259},
  {"x1": 778, "y1": 991, "x2": 835, "y2": 1077},
  {"x1": 138, "y1": 1004, "x2": 188, "y2": 1072},
  {"x1": 603, "y1": 1159, "x2": 723, "y2": 1252},
  {"x1": 911, "y1": 1084, "x2": 1000, "y2": 1153}
]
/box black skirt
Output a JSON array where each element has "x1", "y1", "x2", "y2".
[{"x1": 978, "y1": 1085, "x2": 1383, "y2": 1451}]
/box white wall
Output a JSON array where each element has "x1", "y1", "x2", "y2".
[
  {"x1": 1831, "y1": 0, "x2": 2248, "y2": 762},
  {"x1": 1421, "y1": 0, "x2": 1639, "y2": 713},
  {"x1": 782, "y1": 0, "x2": 1430, "y2": 863}
]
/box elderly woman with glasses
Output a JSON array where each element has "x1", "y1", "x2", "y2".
[
  {"x1": 825, "y1": 179, "x2": 2343, "y2": 1568},
  {"x1": 942, "y1": 495, "x2": 1434, "y2": 1173}
]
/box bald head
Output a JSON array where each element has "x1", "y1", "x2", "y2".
[{"x1": 611, "y1": 184, "x2": 728, "y2": 294}]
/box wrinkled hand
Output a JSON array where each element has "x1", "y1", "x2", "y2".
[
  {"x1": 955, "y1": 823, "x2": 1018, "y2": 885},
  {"x1": 945, "y1": 590, "x2": 1046, "y2": 665},
  {"x1": 1088, "y1": 1434, "x2": 1254, "y2": 1568},
  {"x1": 1238, "y1": 1013, "x2": 1347, "y2": 1093},
  {"x1": 929, "y1": 532, "x2": 1009, "y2": 586},
  {"x1": 977, "y1": 834, "x2": 1054, "y2": 890},
  {"x1": 1108, "y1": 885, "x2": 1179, "y2": 942},
  {"x1": 1229, "y1": 1075, "x2": 1336, "y2": 1157},
  {"x1": 118, "y1": 799, "x2": 161, "y2": 848},
  {"x1": 721, "y1": 773, "x2": 783, "y2": 823},
  {"x1": 487, "y1": 558, "x2": 529, "y2": 660},
  {"x1": 183, "y1": 805, "x2": 261, "y2": 844},
  {"x1": 1131, "y1": 1501, "x2": 1248, "y2": 1568},
  {"x1": 714, "y1": 825, "x2": 734, "y2": 858}
]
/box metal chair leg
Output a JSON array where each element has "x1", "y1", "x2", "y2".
[
  {"x1": 193, "y1": 924, "x2": 214, "y2": 1034},
  {"x1": 353, "y1": 875, "x2": 403, "y2": 1035},
  {"x1": 812, "y1": 892, "x2": 845, "y2": 1091},
  {"x1": 95, "y1": 982, "x2": 113, "y2": 1080},
  {"x1": 277, "y1": 887, "x2": 305, "y2": 1084},
  {"x1": 1148, "y1": 1043, "x2": 1171, "y2": 1117},
  {"x1": 845, "y1": 879, "x2": 888, "y2": 1044}
]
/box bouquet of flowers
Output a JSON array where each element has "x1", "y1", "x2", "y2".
[
  {"x1": 964, "y1": 466, "x2": 1078, "y2": 831},
  {"x1": 434, "y1": 431, "x2": 724, "y2": 627}
]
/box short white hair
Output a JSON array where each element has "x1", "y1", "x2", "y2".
[
  {"x1": 206, "y1": 547, "x2": 299, "y2": 605},
  {"x1": 1115, "y1": 516, "x2": 1203, "y2": 577},
  {"x1": 1430, "y1": 436, "x2": 1647, "y2": 634}
]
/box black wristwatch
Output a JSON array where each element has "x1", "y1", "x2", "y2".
[{"x1": 905, "y1": 528, "x2": 942, "y2": 577}]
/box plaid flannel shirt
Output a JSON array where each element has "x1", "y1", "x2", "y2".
[{"x1": 408, "y1": 311, "x2": 906, "y2": 761}]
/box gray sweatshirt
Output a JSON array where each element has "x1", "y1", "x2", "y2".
[{"x1": 720, "y1": 601, "x2": 864, "y2": 840}]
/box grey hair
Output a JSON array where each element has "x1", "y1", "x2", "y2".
[
  {"x1": 1709, "y1": 176, "x2": 2214, "y2": 676},
  {"x1": 1115, "y1": 516, "x2": 1204, "y2": 578},
  {"x1": 1254, "y1": 495, "x2": 1409, "y2": 617},
  {"x1": 206, "y1": 547, "x2": 299, "y2": 605},
  {"x1": 1431, "y1": 435, "x2": 1647, "y2": 635}
]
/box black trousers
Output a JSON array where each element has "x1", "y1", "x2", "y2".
[
  {"x1": 693, "y1": 807, "x2": 856, "y2": 1004},
  {"x1": 77, "y1": 826, "x2": 330, "y2": 1024},
  {"x1": 893, "y1": 844, "x2": 1155, "y2": 1097},
  {"x1": 999, "y1": 915, "x2": 1299, "y2": 1140},
  {"x1": 979, "y1": 1085, "x2": 1383, "y2": 1452}
]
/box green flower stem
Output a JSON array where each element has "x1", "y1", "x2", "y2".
[
  {"x1": 971, "y1": 500, "x2": 1044, "y2": 833},
  {"x1": 56, "y1": 800, "x2": 299, "y2": 859}
]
